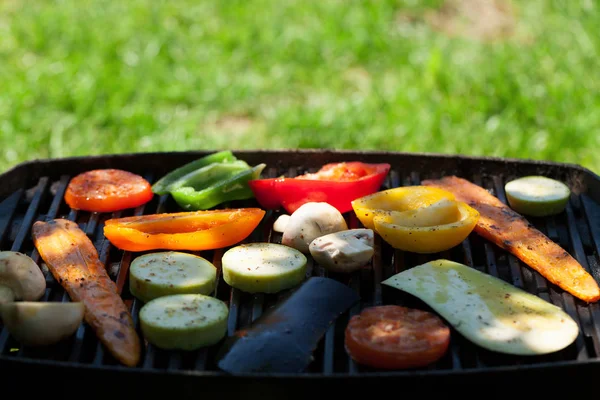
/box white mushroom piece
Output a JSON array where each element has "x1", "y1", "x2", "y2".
[
  {"x1": 281, "y1": 202, "x2": 349, "y2": 253},
  {"x1": 309, "y1": 229, "x2": 375, "y2": 273},
  {"x1": 272, "y1": 214, "x2": 291, "y2": 233},
  {"x1": 0, "y1": 302, "x2": 85, "y2": 346},
  {"x1": 0, "y1": 251, "x2": 46, "y2": 304}
]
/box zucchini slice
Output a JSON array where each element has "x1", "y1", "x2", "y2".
[
  {"x1": 504, "y1": 176, "x2": 570, "y2": 217},
  {"x1": 129, "y1": 252, "x2": 217, "y2": 303},
  {"x1": 382, "y1": 259, "x2": 579, "y2": 355},
  {"x1": 139, "y1": 294, "x2": 228, "y2": 350},
  {"x1": 222, "y1": 243, "x2": 307, "y2": 293}
]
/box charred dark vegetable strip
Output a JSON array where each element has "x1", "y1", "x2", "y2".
[{"x1": 215, "y1": 276, "x2": 360, "y2": 373}]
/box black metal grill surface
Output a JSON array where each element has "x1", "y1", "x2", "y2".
[{"x1": 2, "y1": 150, "x2": 600, "y2": 396}]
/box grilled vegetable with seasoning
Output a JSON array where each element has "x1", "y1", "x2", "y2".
[
  {"x1": 281, "y1": 202, "x2": 348, "y2": 253},
  {"x1": 422, "y1": 175, "x2": 600, "y2": 303},
  {"x1": 0, "y1": 302, "x2": 85, "y2": 346},
  {"x1": 169, "y1": 163, "x2": 266, "y2": 211},
  {"x1": 345, "y1": 305, "x2": 450, "y2": 369},
  {"x1": 351, "y1": 186, "x2": 455, "y2": 230},
  {"x1": 0, "y1": 251, "x2": 46, "y2": 304},
  {"x1": 309, "y1": 229, "x2": 374, "y2": 273},
  {"x1": 31, "y1": 219, "x2": 141, "y2": 367},
  {"x1": 152, "y1": 150, "x2": 266, "y2": 210},
  {"x1": 351, "y1": 187, "x2": 479, "y2": 254},
  {"x1": 272, "y1": 214, "x2": 290, "y2": 233},
  {"x1": 222, "y1": 243, "x2": 307, "y2": 293},
  {"x1": 139, "y1": 294, "x2": 228, "y2": 350},
  {"x1": 152, "y1": 150, "x2": 237, "y2": 195},
  {"x1": 215, "y1": 276, "x2": 360, "y2": 373},
  {"x1": 129, "y1": 252, "x2": 217, "y2": 303},
  {"x1": 64, "y1": 169, "x2": 153, "y2": 213},
  {"x1": 382, "y1": 259, "x2": 580, "y2": 355},
  {"x1": 504, "y1": 175, "x2": 571, "y2": 217},
  {"x1": 103, "y1": 208, "x2": 265, "y2": 252},
  {"x1": 249, "y1": 161, "x2": 391, "y2": 214}
]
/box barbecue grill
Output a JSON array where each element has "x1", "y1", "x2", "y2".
[{"x1": 1, "y1": 149, "x2": 600, "y2": 397}]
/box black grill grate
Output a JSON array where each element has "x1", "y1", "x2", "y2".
[{"x1": 2, "y1": 150, "x2": 600, "y2": 384}]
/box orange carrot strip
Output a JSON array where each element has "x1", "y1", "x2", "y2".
[
  {"x1": 422, "y1": 176, "x2": 600, "y2": 303},
  {"x1": 32, "y1": 219, "x2": 141, "y2": 366}
]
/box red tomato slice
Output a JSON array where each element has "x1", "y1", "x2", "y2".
[
  {"x1": 344, "y1": 305, "x2": 450, "y2": 370},
  {"x1": 65, "y1": 169, "x2": 154, "y2": 213}
]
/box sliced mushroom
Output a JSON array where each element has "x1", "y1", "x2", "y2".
[
  {"x1": 281, "y1": 202, "x2": 348, "y2": 253},
  {"x1": 272, "y1": 214, "x2": 291, "y2": 233},
  {"x1": 309, "y1": 229, "x2": 375, "y2": 273},
  {"x1": 0, "y1": 302, "x2": 85, "y2": 346},
  {"x1": 0, "y1": 251, "x2": 46, "y2": 304}
]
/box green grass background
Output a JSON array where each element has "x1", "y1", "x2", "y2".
[{"x1": 1, "y1": 0, "x2": 598, "y2": 174}]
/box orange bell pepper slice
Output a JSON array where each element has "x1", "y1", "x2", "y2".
[{"x1": 103, "y1": 208, "x2": 265, "y2": 252}]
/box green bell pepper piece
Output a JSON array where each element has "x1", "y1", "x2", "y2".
[
  {"x1": 152, "y1": 150, "x2": 237, "y2": 195},
  {"x1": 166, "y1": 159, "x2": 251, "y2": 192},
  {"x1": 170, "y1": 163, "x2": 267, "y2": 210}
]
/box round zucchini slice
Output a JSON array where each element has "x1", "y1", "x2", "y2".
[
  {"x1": 140, "y1": 294, "x2": 228, "y2": 350},
  {"x1": 129, "y1": 251, "x2": 217, "y2": 303},
  {"x1": 222, "y1": 243, "x2": 307, "y2": 293},
  {"x1": 505, "y1": 176, "x2": 570, "y2": 217}
]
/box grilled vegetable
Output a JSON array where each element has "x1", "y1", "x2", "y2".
[
  {"x1": 309, "y1": 229, "x2": 374, "y2": 273},
  {"x1": 505, "y1": 176, "x2": 571, "y2": 217},
  {"x1": 32, "y1": 219, "x2": 141, "y2": 367},
  {"x1": 351, "y1": 186, "x2": 456, "y2": 230},
  {"x1": 422, "y1": 175, "x2": 600, "y2": 303},
  {"x1": 345, "y1": 305, "x2": 450, "y2": 369},
  {"x1": 0, "y1": 302, "x2": 85, "y2": 346},
  {"x1": 351, "y1": 187, "x2": 479, "y2": 254},
  {"x1": 151, "y1": 150, "x2": 266, "y2": 211},
  {"x1": 373, "y1": 201, "x2": 479, "y2": 254},
  {"x1": 222, "y1": 243, "x2": 307, "y2": 293},
  {"x1": 169, "y1": 163, "x2": 266, "y2": 211},
  {"x1": 103, "y1": 208, "x2": 265, "y2": 252},
  {"x1": 281, "y1": 202, "x2": 348, "y2": 253},
  {"x1": 129, "y1": 252, "x2": 217, "y2": 303},
  {"x1": 0, "y1": 251, "x2": 46, "y2": 304},
  {"x1": 165, "y1": 159, "x2": 252, "y2": 192},
  {"x1": 249, "y1": 161, "x2": 391, "y2": 214},
  {"x1": 272, "y1": 214, "x2": 290, "y2": 233},
  {"x1": 139, "y1": 294, "x2": 228, "y2": 350},
  {"x1": 215, "y1": 276, "x2": 360, "y2": 373},
  {"x1": 382, "y1": 259, "x2": 580, "y2": 355},
  {"x1": 64, "y1": 169, "x2": 153, "y2": 213},
  {"x1": 152, "y1": 150, "x2": 237, "y2": 195}
]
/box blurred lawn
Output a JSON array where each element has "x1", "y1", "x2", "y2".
[{"x1": 1, "y1": 0, "x2": 599, "y2": 174}]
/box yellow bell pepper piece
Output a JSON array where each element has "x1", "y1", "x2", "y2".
[
  {"x1": 351, "y1": 186, "x2": 480, "y2": 254},
  {"x1": 373, "y1": 202, "x2": 479, "y2": 253},
  {"x1": 390, "y1": 199, "x2": 461, "y2": 227},
  {"x1": 351, "y1": 186, "x2": 456, "y2": 230}
]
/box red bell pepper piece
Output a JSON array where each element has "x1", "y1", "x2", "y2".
[{"x1": 248, "y1": 161, "x2": 391, "y2": 214}]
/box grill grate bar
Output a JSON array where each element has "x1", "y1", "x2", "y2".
[
  {"x1": 0, "y1": 189, "x2": 24, "y2": 246},
  {"x1": 11, "y1": 177, "x2": 49, "y2": 252},
  {"x1": 580, "y1": 195, "x2": 600, "y2": 281},
  {"x1": 564, "y1": 201, "x2": 599, "y2": 358},
  {"x1": 346, "y1": 271, "x2": 361, "y2": 374},
  {"x1": 85, "y1": 214, "x2": 100, "y2": 237},
  {"x1": 227, "y1": 289, "x2": 241, "y2": 336},
  {"x1": 0, "y1": 178, "x2": 50, "y2": 354},
  {"x1": 579, "y1": 195, "x2": 600, "y2": 358}
]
